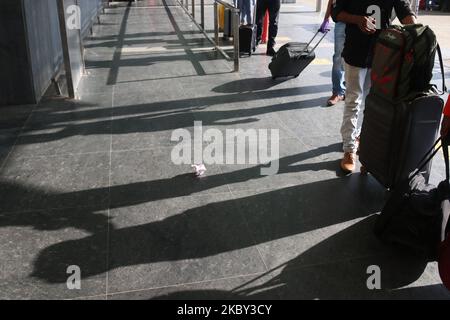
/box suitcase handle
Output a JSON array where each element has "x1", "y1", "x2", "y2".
[{"x1": 299, "y1": 29, "x2": 329, "y2": 58}]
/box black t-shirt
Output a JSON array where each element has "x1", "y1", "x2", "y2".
[{"x1": 332, "y1": 0, "x2": 414, "y2": 68}]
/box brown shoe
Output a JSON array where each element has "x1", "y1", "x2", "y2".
[
  {"x1": 340, "y1": 152, "x2": 357, "y2": 173},
  {"x1": 327, "y1": 94, "x2": 345, "y2": 106}
]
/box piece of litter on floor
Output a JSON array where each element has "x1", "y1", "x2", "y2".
[{"x1": 191, "y1": 164, "x2": 207, "y2": 177}]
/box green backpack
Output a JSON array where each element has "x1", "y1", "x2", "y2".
[{"x1": 370, "y1": 24, "x2": 446, "y2": 102}]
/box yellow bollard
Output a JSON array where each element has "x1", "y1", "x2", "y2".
[{"x1": 218, "y1": 4, "x2": 225, "y2": 32}]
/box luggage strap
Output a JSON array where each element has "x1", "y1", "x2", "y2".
[
  {"x1": 436, "y1": 44, "x2": 448, "y2": 95},
  {"x1": 444, "y1": 137, "x2": 450, "y2": 182},
  {"x1": 300, "y1": 29, "x2": 329, "y2": 58},
  {"x1": 409, "y1": 137, "x2": 450, "y2": 183},
  {"x1": 443, "y1": 139, "x2": 450, "y2": 241}
]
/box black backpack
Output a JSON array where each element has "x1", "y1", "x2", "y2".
[{"x1": 374, "y1": 138, "x2": 450, "y2": 258}]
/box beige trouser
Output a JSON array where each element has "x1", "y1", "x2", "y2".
[{"x1": 341, "y1": 62, "x2": 372, "y2": 153}]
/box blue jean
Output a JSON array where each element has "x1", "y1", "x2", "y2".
[
  {"x1": 332, "y1": 22, "x2": 346, "y2": 96},
  {"x1": 238, "y1": 0, "x2": 255, "y2": 25}
]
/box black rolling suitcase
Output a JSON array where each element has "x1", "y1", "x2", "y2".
[
  {"x1": 269, "y1": 30, "x2": 328, "y2": 80},
  {"x1": 238, "y1": 1, "x2": 257, "y2": 56},
  {"x1": 239, "y1": 25, "x2": 257, "y2": 56},
  {"x1": 359, "y1": 93, "x2": 444, "y2": 188}
]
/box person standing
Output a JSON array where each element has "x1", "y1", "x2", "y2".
[
  {"x1": 256, "y1": 0, "x2": 281, "y2": 56},
  {"x1": 332, "y1": 0, "x2": 417, "y2": 173},
  {"x1": 425, "y1": 0, "x2": 438, "y2": 11},
  {"x1": 321, "y1": 0, "x2": 346, "y2": 106},
  {"x1": 238, "y1": 0, "x2": 256, "y2": 25}
]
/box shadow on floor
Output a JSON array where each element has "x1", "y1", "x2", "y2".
[
  {"x1": 11, "y1": 83, "x2": 330, "y2": 148},
  {"x1": 86, "y1": 50, "x2": 218, "y2": 70},
  {"x1": 1, "y1": 142, "x2": 344, "y2": 220},
  {"x1": 212, "y1": 78, "x2": 292, "y2": 93},
  {"x1": 105, "y1": 0, "x2": 209, "y2": 85},
  {"x1": 87, "y1": 30, "x2": 216, "y2": 42},
  {"x1": 0, "y1": 143, "x2": 388, "y2": 285},
  {"x1": 149, "y1": 216, "x2": 447, "y2": 299},
  {"x1": 28, "y1": 176, "x2": 381, "y2": 284},
  {"x1": 85, "y1": 37, "x2": 212, "y2": 49}
]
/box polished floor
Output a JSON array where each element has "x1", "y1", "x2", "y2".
[{"x1": 0, "y1": 0, "x2": 450, "y2": 299}]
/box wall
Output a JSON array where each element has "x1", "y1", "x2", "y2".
[
  {"x1": 0, "y1": 0, "x2": 35, "y2": 106},
  {"x1": 0, "y1": 0, "x2": 104, "y2": 106},
  {"x1": 23, "y1": 0, "x2": 63, "y2": 103}
]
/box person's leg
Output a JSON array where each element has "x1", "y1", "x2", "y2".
[
  {"x1": 243, "y1": 0, "x2": 252, "y2": 25},
  {"x1": 332, "y1": 22, "x2": 346, "y2": 96},
  {"x1": 328, "y1": 21, "x2": 346, "y2": 106},
  {"x1": 250, "y1": 0, "x2": 256, "y2": 24},
  {"x1": 267, "y1": 0, "x2": 281, "y2": 51},
  {"x1": 355, "y1": 68, "x2": 372, "y2": 139},
  {"x1": 256, "y1": 0, "x2": 267, "y2": 42},
  {"x1": 340, "y1": 63, "x2": 369, "y2": 172},
  {"x1": 237, "y1": 0, "x2": 245, "y2": 24}
]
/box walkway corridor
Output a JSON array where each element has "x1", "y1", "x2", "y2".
[{"x1": 0, "y1": 0, "x2": 449, "y2": 299}]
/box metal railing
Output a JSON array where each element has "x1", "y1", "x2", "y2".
[
  {"x1": 214, "y1": 0, "x2": 240, "y2": 71},
  {"x1": 178, "y1": 0, "x2": 368, "y2": 70},
  {"x1": 177, "y1": 0, "x2": 240, "y2": 72}
]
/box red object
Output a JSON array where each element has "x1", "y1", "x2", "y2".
[
  {"x1": 438, "y1": 236, "x2": 450, "y2": 291},
  {"x1": 261, "y1": 11, "x2": 269, "y2": 44},
  {"x1": 420, "y1": 0, "x2": 426, "y2": 10},
  {"x1": 443, "y1": 96, "x2": 450, "y2": 117}
]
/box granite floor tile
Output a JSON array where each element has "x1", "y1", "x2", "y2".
[
  {"x1": 111, "y1": 111, "x2": 195, "y2": 150},
  {"x1": 108, "y1": 260, "x2": 450, "y2": 300},
  {"x1": 219, "y1": 137, "x2": 342, "y2": 193},
  {"x1": 108, "y1": 271, "x2": 280, "y2": 300},
  {"x1": 1, "y1": 0, "x2": 449, "y2": 300},
  {"x1": 228, "y1": 180, "x2": 371, "y2": 263},
  {"x1": 0, "y1": 105, "x2": 34, "y2": 130},
  {"x1": 106, "y1": 193, "x2": 266, "y2": 292},
  {"x1": 16, "y1": 93, "x2": 112, "y2": 158},
  {"x1": 0, "y1": 128, "x2": 20, "y2": 155},
  {"x1": 109, "y1": 147, "x2": 230, "y2": 207},
  {"x1": 0, "y1": 152, "x2": 110, "y2": 213},
  {"x1": 0, "y1": 207, "x2": 108, "y2": 299}
]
